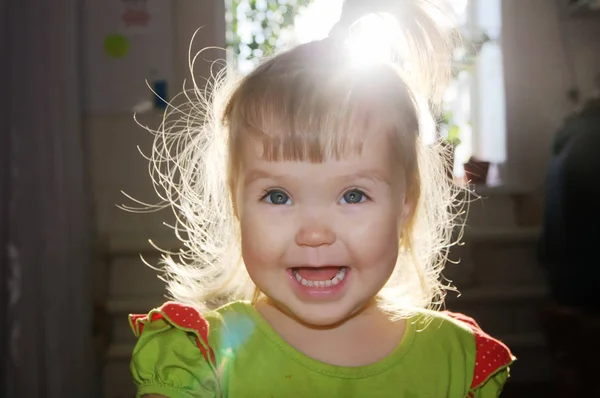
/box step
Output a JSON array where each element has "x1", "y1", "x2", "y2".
[
  {"x1": 463, "y1": 226, "x2": 540, "y2": 242},
  {"x1": 447, "y1": 284, "x2": 548, "y2": 302},
  {"x1": 502, "y1": 381, "x2": 553, "y2": 397},
  {"x1": 501, "y1": 332, "x2": 552, "y2": 383},
  {"x1": 103, "y1": 359, "x2": 136, "y2": 398},
  {"x1": 107, "y1": 296, "x2": 166, "y2": 346},
  {"x1": 107, "y1": 343, "x2": 132, "y2": 360},
  {"x1": 467, "y1": 228, "x2": 543, "y2": 287},
  {"x1": 460, "y1": 184, "x2": 533, "y2": 228},
  {"x1": 446, "y1": 285, "x2": 552, "y2": 383},
  {"x1": 445, "y1": 227, "x2": 544, "y2": 288},
  {"x1": 95, "y1": 231, "x2": 183, "y2": 257},
  {"x1": 107, "y1": 252, "x2": 168, "y2": 298},
  {"x1": 445, "y1": 285, "x2": 550, "y2": 337}
]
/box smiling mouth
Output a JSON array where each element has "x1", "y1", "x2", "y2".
[{"x1": 291, "y1": 266, "x2": 348, "y2": 288}]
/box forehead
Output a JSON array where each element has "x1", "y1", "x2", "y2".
[{"x1": 240, "y1": 131, "x2": 398, "y2": 180}]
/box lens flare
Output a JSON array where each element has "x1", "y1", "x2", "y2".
[{"x1": 345, "y1": 13, "x2": 405, "y2": 68}]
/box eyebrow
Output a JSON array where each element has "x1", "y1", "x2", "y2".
[
  {"x1": 243, "y1": 169, "x2": 284, "y2": 185},
  {"x1": 343, "y1": 170, "x2": 389, "y2": 184}
]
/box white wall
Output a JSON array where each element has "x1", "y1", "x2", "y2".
[
  {"x1": 89, "y1": 1, "x2": 226, "y2": 253},
  {"x1": 503, "y1": 0, "x2": 600, "y2": 187}
]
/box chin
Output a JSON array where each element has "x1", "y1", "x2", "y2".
[
  {"x1": 282, "y1": 297, "x2": 369, "y2": 328},
  {"x1": 295, "y1": 310, "x2": 349, "y2": 327}
]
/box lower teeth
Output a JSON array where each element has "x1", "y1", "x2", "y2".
[{"x1": 293, "y1": 267, "x2": 347, "y2": 288}]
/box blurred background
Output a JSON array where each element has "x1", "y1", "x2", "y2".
[{"x1": 1, "y1": 0, "x2": 600, "y2": 397}]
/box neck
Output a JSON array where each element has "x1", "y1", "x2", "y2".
[
  {"x1": 255, "y1": 298, "x2": 406, "y2": 367},
  {"x1": 261, "y1": 296, "x2": 380, "y2": 330}
]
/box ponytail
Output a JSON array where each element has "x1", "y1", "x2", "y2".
[{"x1": 329, "y1": 0, "x2": 458, "y2": 107}]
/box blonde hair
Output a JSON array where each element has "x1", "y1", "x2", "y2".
[{"x1": 136, "y1": 0, "x2": 464, "y2": 317}]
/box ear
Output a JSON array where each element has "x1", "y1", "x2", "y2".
[
  {"x1": 228, "y1": 172, "x2": 242, "y2": 220},
  {"x1": 402, "y1": 193, "x2": 416, "y2": 223},
  {"x1": 232, "y1": 198, "x2": 240, "y2": 220},
  {"x1": 402, "y1": 180, "x2": 418, "y2": 222},
  {"x1": 403, "y1": 196, "x2": 413, "y2": 216},
  {"x1": 231, "y1": 187, "x2": 241, "y2": 220},
  {"x1": 398, "y1": 195, "x2": 416, "y2": 247}
]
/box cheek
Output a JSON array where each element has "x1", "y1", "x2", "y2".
[
  {"x1": 343, "y1": 207, "x2": 401, "y2": 268},
  {"x1": 240, "y1": 211, "x2": 286, "y2": 268}
]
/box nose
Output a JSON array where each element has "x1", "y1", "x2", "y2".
[{"x1": 295, "y1": 219, "x2": 336, "y2": 247}]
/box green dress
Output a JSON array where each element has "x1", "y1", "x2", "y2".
[{"x1": 129, "y1": 301, "x2": 515, "y2": 398}]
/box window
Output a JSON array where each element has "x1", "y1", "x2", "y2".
[
  {"x1": 225, "y1": 0, "x2": 314, "y2": 74},
  {"x1": 441, "y1": 0, "x2": 506, "y2": 179}
]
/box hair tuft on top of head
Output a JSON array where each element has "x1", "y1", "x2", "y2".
[{"x1": 329, "y1": 0, "x2": 459, "y2": 108}]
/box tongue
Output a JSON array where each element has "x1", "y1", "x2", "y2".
[{"x1": 296, "y1": 266, "x2": 341, "y2": 281}]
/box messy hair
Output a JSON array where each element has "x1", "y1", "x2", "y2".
[{"x1": 134, "y1": 0, "x2": 464, "y2": 317}]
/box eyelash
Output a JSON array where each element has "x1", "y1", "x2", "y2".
[
  {"x1": 260, "y1": 188, "x2": 286, "y2": 199},
  {"x1": 342, "y1": 188, "x2": 371, "y2": 204},
  {"x1": 259, "y1": 188, "x2": 372, "y2": 204}
]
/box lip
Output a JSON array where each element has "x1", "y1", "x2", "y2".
[{"x1": 287, "y1": 267, "x2": 350, "y2": 300}]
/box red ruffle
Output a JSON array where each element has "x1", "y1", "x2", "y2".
[
  {"x1": 129, "y1": 301, "x2": 216, "y2": 367},
  {"x1": 444, "y1": 311, "x2": 515, "y2": 391}
]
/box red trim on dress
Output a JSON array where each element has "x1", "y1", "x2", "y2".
[
  {"x1": 129, "y1": 301, "x2": 216, "y2": 367},
  {"x1": 444, "y1": 311, "x2": 515, "y2": 390}
]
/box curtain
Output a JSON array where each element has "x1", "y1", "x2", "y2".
[
  {"x1": 472, "y1": 0, "x2": 506, "y2": 164},
  {"x1": 1, "y1": 0, "x2": 94, "y2": 397},
  {"x1": 0, "y1": 0, "x2": 10, "y2": 395}
]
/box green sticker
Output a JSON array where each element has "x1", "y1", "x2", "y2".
[{"x1": 104, "y1": 34, "x2": 130, "y2": 58}]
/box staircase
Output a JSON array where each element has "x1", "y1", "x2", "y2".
[
  {"x1": 97, "y1": 185, "x2": 551, "y2": 397},
  {"x1": 444, "y1": 185, "x2": 552, "y2": 386},
  {"x1": 97, "y1": 234, "x2": 178, "y2": 398}
]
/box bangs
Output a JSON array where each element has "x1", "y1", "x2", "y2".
[{"x1": 226, "y1": 63, "x2": 419, "y2": 163}]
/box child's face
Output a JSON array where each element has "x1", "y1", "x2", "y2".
[{"x1": 237, "y1": 133, "x2": 413, "y2": 326}]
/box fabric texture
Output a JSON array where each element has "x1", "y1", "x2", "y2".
[{"x1": 130, "y1": 301, "x2": 514, "y2": 398}]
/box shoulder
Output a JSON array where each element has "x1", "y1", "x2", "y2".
[
  {"x1": 129, "y1": 301, "x2": 218, "y2": 365},
  {"x1": 128, "y1": 301, "x2": 232, "y2": 398},
  {"x1": 411, "y1": 309, "x2": 515, "y2": 394},
  {"x1": 442, "y1": 311, "x2": 514, "y2": 391}
]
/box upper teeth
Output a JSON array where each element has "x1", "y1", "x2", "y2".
[{"x1": 292, "y1": 267, "x2": 347, "y2": 288}]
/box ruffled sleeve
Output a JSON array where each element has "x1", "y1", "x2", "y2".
[
  {"x1": 443, "y1": 312, "x2": 515, "y2": 398},
  {"x1": 129, "y1": 302, "x2": 220, "y2": 398},
  {"x1": 468, "y1": 368, "x2": 509, "y2": 398}
]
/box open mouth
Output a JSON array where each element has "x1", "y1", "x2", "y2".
[{"x1": 291, "y1": 266, "x2": 348, "y2": 288}]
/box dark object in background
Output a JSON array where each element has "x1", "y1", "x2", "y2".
[
  {"x1": 464, "y1": 156, "x2": 491, "y2": 184},
  {"x1": 539, "y1": 97, "x2": 600, "y2": 397},
  {"x1": 541, "y1": 306, "x2": 600, "y2": 397},
  {"x1": 153, "y1": 79, "x2": 169, "y2": 110},
  {"x1": 538, "y1": 97, "x2": 600, "y2": 312}
]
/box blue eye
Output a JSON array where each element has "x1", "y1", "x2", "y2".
[
  {"x1": 340, "y1": 189, "x2": 367, "y2": 204},
  {"x1": 263, "y1": 190, "x2": 291, "y2": 205}
]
